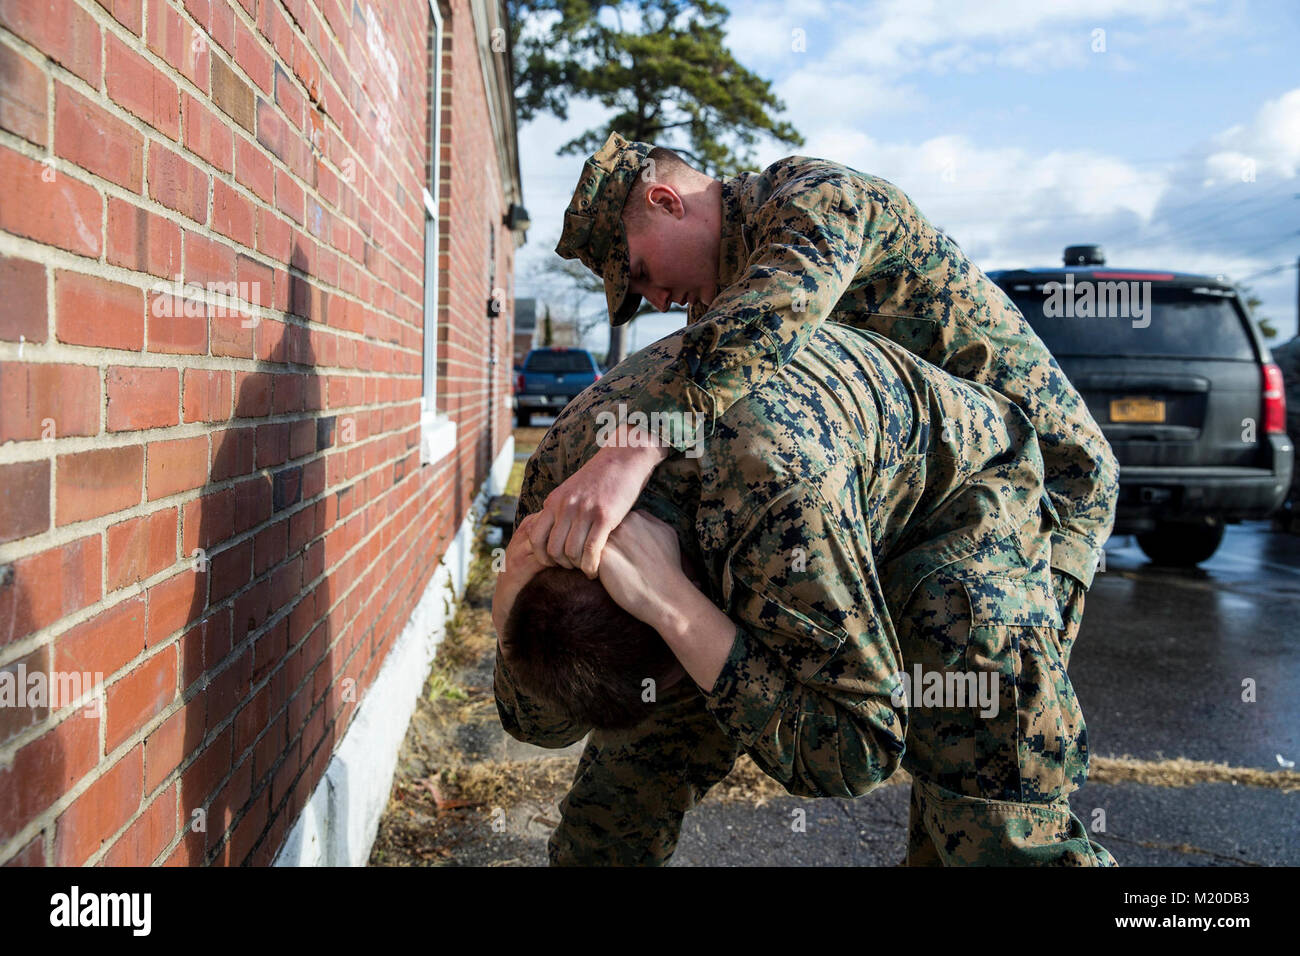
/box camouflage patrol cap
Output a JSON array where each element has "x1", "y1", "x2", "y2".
[{"x1": 554, "y1": 131, "x2": 654, "y2": 326}]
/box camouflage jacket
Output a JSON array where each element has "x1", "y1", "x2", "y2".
[
  {"x1": 496, "y1": 323, "x2": 1061, "y2": 797},
  {"x1": 624, "y1": 156, "x2": 1117, "y2": 588}
]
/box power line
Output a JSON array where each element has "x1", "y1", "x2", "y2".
[{"x1": 1239, "y1": 261, "x2": 1299, "y2": 283}]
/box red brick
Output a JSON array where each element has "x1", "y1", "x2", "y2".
[
  {"x1": 144, "y1": 705, "x2": 200, "y2": 793},
  {"x1": 236, "y1": 253, "x2": 271, "y2": 314},
  {"x1": 0, "y1": 42, "x2": 47, "y2": 146},
  {"x1": 207, "y1": 756, "x2": 252, "y2": 857},
  {"x1": 105, "y1": 508, "x2": 178, "y2": 591},
  {"x1": 148, "y1": 142, "x2": 208, "y2": 223},
  {"x1": 255, "y1": 422, "x2": 289, "y2": 468},
  {"x1": 227, "y1": 788, "x2": 267, "y2": 865},
  {"x1": 0, "y1": 707, "x2": 100, "y2": 846},
  {"x1": 53, "y1": 594, "x2": 146, "y2": 680},
  {"x1": 55, "y1": 271, "x2": 143, "y2": 350},
  {"x1": 106, "y1": 32, "x2": 179, "y2": 139},
  {"x1": 231, "y1": 475, "x2": 271, "y2": 534},
  {"x1": 106, "y1": 365, "x2": 179, "y2": 431},
  {"x1": 0, "y1": 362, "x2": 99, "y2": 444},
  {"x1": 235, "y1": 135, "x2": 274, "y2": 204},
  {"x1": 0, "y1": 255, "x2": 46, "y2": 344},
  {"x1": 234, "y1": 370, "x2": 272, "y2": 417},
  {"x1": 210, "y1": 425, "x2": 255, "y2": 480},
  {"x1": 211, "y1": 310, "x2": 254, "y2": 358},
  {"x1": 105, "y1": 646, "x2": 176, "y2": 752},
  {"x1": 182, "y1": 368, "x2": 232, "y2": 423},
  {"x1": 272, "y1": 61, "x2": 304, "y2": 130},
  {"x1": 54, "y1": 745, "x2": 143, "y2": 865},
  {"x1": 207, "y1": 0, "x2": 235, "y2": 55},
  {"x1": 257, "y1": 0, "x2": 293, "y2": 69},
  {"x1": 206, "y1": 644, "x2": 250, "y2": 727},
  {"x1": 0, "y1": 646, "x2": 51, "y2": 747},
  {"x1": 145, "y1": 569, "x2": 205, "y2": 647},
  {"x1": 180, "y1": 725, "x2": 231, "y2": 809},
  {"x1": 54, "y1": 82, "x2": 144, "y2": 192},
  {"x1": 146, "y1": 435, "x2": 209, "y2": 499},
  {"x1": 211, "y1": 53, "x2": 254, "y2": 131},
  {"x1": 145, "y1": 0, "x2": 209, "y2": 92},
  {"x1": 256, "y1": 206, "x2": 291, "y2": 261},
  {"x1": 3, "y1": 835, "x2": 45, "y2": 866},
  {"x1": 234, "y1": 17, "x2": 271, "y2": 95},
  {"x1": 274, "y1": 167, "x2": 303, "y2": 224},
  {"x1": 209, "y1": 539, "x2": 251, "y2": 606},
  {"x1": 56, "y1": 445, "x2": 143, "y2": 525},
  {"x1": 107, "y1": 198, "x2": 182, "y2": 278},
  {"x1": 180, "y1": 485, "x2": 234, "y2": 555},
  {"x1": 212, "y1": 179, "x2": 255, "y2": 246},
  {"x1": 96, "y1": 0, "x2": 144, "y2": 35},
  {"x1": 182, "y1": 92, "x2": 233, "y2": 173},
  {"x1": 233, "y1": 680, "x2": 272, "y2": 755},
  {"x1": 0, "y1": 146, "x2": 103, "y2": 258},
  {"x1": 0, "y1": 459, "x2": 50, "y2": 545},
  {"x1": 147, "y1": 287, "x2": 208, "y2": 354},
  {"x1": 184, "y1": 231, "x2": 236, "y2": 285},
  {"x1": 0, "y1": 0, "x2": 102, "y2": 87},
  {"x1": 102, "y1": 782, "x2": 176, "y2": 866}
]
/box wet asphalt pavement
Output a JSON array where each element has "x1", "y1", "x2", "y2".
[{"x1": 1074, "y1": 522, "x2": 1300, "y2": 770}]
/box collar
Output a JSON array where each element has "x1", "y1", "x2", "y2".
[{"x1": 716, "y1": 173, "x2": 754, "y2": 291}]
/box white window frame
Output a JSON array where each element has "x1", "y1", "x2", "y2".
[{"x1": 421, "y1": 0, "x2": 456, "y2": 465}]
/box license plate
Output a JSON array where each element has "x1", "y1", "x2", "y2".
[{"x1": 1110, "y1": 396, "x2": 1166, "y2": 423}]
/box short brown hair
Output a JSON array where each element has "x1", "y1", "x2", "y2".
[
  {"x1": 621, "y1": 146, "x2": 698, "y2": 231},
  {"x1": 502, "y1": 566, "x2": 679, "y2": 730}
]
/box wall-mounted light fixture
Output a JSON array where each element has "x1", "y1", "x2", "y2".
[{"x1": 504, "y1": 203, "x2": 530, "y2": 233}]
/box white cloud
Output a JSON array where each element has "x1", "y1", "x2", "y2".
[{"x1": 1204, "y1": 88, "x2": 1300, "y2": 182}]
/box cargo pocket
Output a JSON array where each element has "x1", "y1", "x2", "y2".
[{"x1": 957, "y1": 573, "x2": 1088, "y2": 806}]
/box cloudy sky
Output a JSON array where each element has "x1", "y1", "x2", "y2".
[{"x1": 513, "y1": 0, "x2": 1300, "y2": 350}]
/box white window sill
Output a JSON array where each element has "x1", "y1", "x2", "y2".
[{"x1": 420, "y1": 409, "x2": 457, "y2": 466}]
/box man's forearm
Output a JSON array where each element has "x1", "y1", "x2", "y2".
[{"x1": 653, "y1": 584, "x2": 738, "y2": 693}]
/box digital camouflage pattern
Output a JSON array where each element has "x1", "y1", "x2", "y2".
[
  {"x1": 553, "y1": 142, "x2": 1119, "y2": 593},
  {"x1": 495, "y1": 322, "x2": 1115, "y2": 865},
  {"x1": 553, "y1": 131, "x2": 654, "y2": 325}
]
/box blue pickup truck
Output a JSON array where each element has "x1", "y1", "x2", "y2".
[{"x1": 513, "y1": 347, "x2": 602, "y2": 427}]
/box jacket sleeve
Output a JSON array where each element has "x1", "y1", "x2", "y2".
[
  {"x1": 491, "y1": 465, "x2": 592, "y2": 748},
  {"x1": 625, "y1": 166, "x2": 901, "y2": 450},
  {"x1": 700, "y1": 478, "x2": 908, "y2": 798}
]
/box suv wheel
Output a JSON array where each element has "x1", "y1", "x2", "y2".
[{"x1": 1136, "y1": 521, "x2": 1226, "y2": 566}]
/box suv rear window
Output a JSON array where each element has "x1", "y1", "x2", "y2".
[
  {"x1": 524, "y1": 351, "x2": 594, "y2": 373},
  {"x1": 1005, "y1": 285, "x2": 1256, "y2": 360}
]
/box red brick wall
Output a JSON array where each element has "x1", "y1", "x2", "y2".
[{"x1": 0, "y1": 0, "x2": 516, "y2": 866}]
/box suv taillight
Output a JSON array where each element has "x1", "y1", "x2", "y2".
[
  {"x1": 515, "y1": 372, "x2": 525, "y2": 393},
  {"x1": 1263, "y1": 362, "x2": 1286, "y2": 434}
]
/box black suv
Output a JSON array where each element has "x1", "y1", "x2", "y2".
[{"x1": 989, "y1": 245, "x2": 1293, "y2": 565}]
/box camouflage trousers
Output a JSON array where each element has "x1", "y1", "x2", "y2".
[
  {"x1": 898, "y1": 564, "x2": 1114, "y2": 866},
  {"x1": 547, "y1": 558, "x2": 1113, "y2": 867}
]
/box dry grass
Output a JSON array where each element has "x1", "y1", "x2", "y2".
[{"x1": 1090, "y1": 755, "x2": 1300, "y2": 792}]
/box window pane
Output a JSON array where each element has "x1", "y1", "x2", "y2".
[{"x1": 1008, "y1": 288, "x2": 1255, "y2": 360}]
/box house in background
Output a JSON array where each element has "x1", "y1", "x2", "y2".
[
  {"x1": 513, "y1": 296, "x2": 537, "y2": 366},
  {"x1": 0, "y1": 0, "x2": 524, "y2": 866}
]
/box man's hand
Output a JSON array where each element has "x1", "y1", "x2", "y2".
[
  {"x1": 524, "y1": 423, "x2": 671, "y2": 577},
  {"x1": 599, "y1": 509, "x2": 736, "y2": 692},
  {"x1": 597, "y1": 509, "x2": 692, "y2": 631}
]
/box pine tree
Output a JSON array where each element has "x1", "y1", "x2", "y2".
[{"x1": 508, "y1": 0, "x2": 803, "y2": 362}]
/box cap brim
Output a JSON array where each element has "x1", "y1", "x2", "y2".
[{"x1": 602, "y1": 226, "x2": 641, "y2": 326}]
